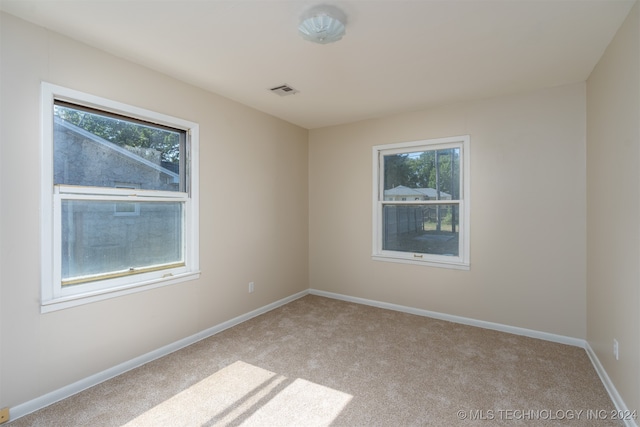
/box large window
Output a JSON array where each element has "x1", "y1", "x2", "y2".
[
  {"x1": 372, "y1": 136, "x2": 469, "y2": 269},
  {"x1": 41, "y1": 83, "x2": 199, "y2": 312}
]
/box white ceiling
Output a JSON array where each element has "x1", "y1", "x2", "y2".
[{"x1": 1, "y1": 0, "x2": 635, "y2": 129}]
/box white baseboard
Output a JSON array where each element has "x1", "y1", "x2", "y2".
[
  {"x1": 585, "y1": 342, "x2": 639, "y2": 427},
  {"x1": 9, "y1": 289, "x2": 309, "y2": 421},
  {"x1": 309, "y1": 288, "x2": 637, "y2": 427},
  {"x1": 10, "y1": 288, "x2": 636, "y2": 427},
  {"x1": 309, "y1": 289, "x2": 584, "y2": 346}
]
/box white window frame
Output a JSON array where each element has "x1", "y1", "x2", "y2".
[
  {"x1": 41, "y1": 82, "x2": 200, "y2": 313},
  {"x1": 372, "y1": 135, "x2": 470, "y2": 270}
]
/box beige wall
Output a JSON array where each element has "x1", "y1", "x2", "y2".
[
  {"x1": 0, "y1": 12, "x2": 308, "y2": 407},
  {"x1": 309, "y1": 83, "x2": 587, "y2": 338},
  {"x1": 587, "y1": 1, "x2": 640, "y2": 414},
  {"x1": 3, "y1": 2, "x2": 639, "y2": 418}
]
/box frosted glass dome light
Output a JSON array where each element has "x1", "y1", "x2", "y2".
[{"x1": 298, "y1": 5, "x2": 346, "y2": 44}]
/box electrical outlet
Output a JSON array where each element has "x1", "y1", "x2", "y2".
[
  {"x1": 613, "y1": 339, "x2": 619, "y2": 360},
  {"x1": 0, "y1": 407, "x2": 9, "y2": 424},
  {"x1": 248, "y1": 282, "x2": 254, "y2": 293}
]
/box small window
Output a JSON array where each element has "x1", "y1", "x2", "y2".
[
  {"x1": 41, "y1": 83, "x2": 200, "y2": 311},
  {"x1": 372, "y1": 136, "x2": 470, "y2": 269},
  {"x1": 114, "y1": 183, "x2": 140, "y2": 216}
]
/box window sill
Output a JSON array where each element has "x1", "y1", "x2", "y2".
[
  {"x1": 372, "y1": 255, "x2": 470, "y2": 270},
  {"x1": 41, "y1": 271, "x2": 201, "y2": 313}
]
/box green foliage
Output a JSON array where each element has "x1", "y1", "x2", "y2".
[
  {"x1": 384, "y1": 148, "x2": 460, "y2": 197},
  {"x1": 55, "y1": 105, "x2": 180, "y2": 164}
]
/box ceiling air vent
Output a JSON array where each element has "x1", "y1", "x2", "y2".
[{"x1": 269, "y1": 84, "x2": 299, "y2": 96}]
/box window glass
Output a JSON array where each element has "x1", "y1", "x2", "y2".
[
  {"x1": 41, "y1": 82, "x2": 200, "y2": 312},
  {"x1": 54, "y1": 103, "x2": 183, "y2": 192},
  {"x1": 383, "y1": 148, "x2": 460, "y2": 200},
  {"x1": 61, "y1": 200, "x2": 184, "y2": 284},
  {"x1": 373, "y1": 136, "x2": 469, "y2": 269},
  {"x1": 383, "y1": 204, "x2": 459, "y2": 256}
]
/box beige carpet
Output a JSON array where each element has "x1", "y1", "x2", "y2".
[{"x1": 9, "y1": 295, "x2": 622, "y2": 426}]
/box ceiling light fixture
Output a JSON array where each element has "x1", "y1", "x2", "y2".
[{"x1": 298, "y1": 5, "x2": 346, "y2": 44}]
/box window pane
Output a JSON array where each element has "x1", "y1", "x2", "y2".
[
  {"x1": 54, "y1": 103, "x2": 183, "y2": 191},
  {"x1": 383, "y1": 148, "x2": 460, "y2": 201},
  {"x1": 383, "y1": 204, "x2": 459, "y2": 256},
  {"x1": 61, "y1": 200, "x2": 183, "y2": 283}
]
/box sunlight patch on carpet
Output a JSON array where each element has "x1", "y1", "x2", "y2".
[{"x1": 123, "y1": 360, "x2": 352, "y2": 426}]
